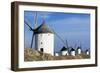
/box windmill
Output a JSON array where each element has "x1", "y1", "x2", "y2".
[
  {"x1": 24, "y1": 12, "x2": 66, "y2": 55},
  {"x1": 76, "y1": 43, "x2": 82, "y2": 55}
]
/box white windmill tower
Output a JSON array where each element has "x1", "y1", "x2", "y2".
[
  {"x1": 60, "y1": 40, "x2": 69, "y2": 56},
  {"x1": 85, "y1": 49, "x2": 90, "y2": 55},
  {"x1": 70, "y1": 48, "x2": 75, "y2": 56},
  {"x1": 77, "y1": 46, "x2": 82, "y2": 54},
  {"x1": 34, "y1": 20, "x2": 54, "y2": 55}
]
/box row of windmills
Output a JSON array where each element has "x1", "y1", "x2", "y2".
[
  {"x1": 54, "y1": 46, "x2": 90, "y2": 56},
  {"x1": 25, "y1": 12, "x2": 90, "y2": 56}
]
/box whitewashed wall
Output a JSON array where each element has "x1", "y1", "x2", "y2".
[
  {"x1": 35, "y1": 33, "x2": 54, "y2": 55},
  {"x1": 77, "y1": 49, "x2": 81, "y2": 54}
]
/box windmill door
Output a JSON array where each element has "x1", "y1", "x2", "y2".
[{"x1": 40, "y1": 48, "x2": 44, "y2": 52}]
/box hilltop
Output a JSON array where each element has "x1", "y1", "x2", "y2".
[{"x1": 24, "y1": 48, "x2": 90, "y2": 61}]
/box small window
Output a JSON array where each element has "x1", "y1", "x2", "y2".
[{"x1": 41, "y1": 42, "x2": 43, "y2": 44}]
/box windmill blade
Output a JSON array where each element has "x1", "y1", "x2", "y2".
[
  {"x1": 66, "y1": 40, "x2": 68, "y2": 48},
  {"x1": 79, "y1": 42, "x2": 82, "y2": 48},
  {"x1": 34, "y1": 12, "x2": 38, "y2": 29},
  {"x1": 49, "y1": 27, "x2": 66, "y2": 46},
  {"x1": 30, "y1": 12, "x2": 38, "y2": 48},
  {"x1": 24, "y1": 20, "x2": 34, "y2": 48},
  {"x1": 30, "y1": 32, "x2": 35, "y2": 48},
  {"x1": 24, "y1": 20, "x2": 33, "y2": 31},
  {"x1": 74, "y1": 44, "x2": 77, "y2": 49},
  {"x1": 54, "y1": 32, "x2": 66, "y2": 46}
]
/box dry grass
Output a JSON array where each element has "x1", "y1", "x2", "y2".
[
  {"x1": 24, "y1": 48, "x2": 54, "y2": 61},
  {"x1": 24, "y1": 48, "x2": 90, "y2": 61}
]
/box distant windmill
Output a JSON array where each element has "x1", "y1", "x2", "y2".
[
  {"x1": 24, "y1": 11, "x2": 66, "y2": 55},
  {"x1": 76, "y1": 43, "x2": 82, "y2": 54}
]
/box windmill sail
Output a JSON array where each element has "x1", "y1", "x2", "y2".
[
  {"x1": 24, "y1": 12, "x2": 38, "y2": 48},
  {"x1": 30, "y1": 32, "x2": 35, "y2": 48},
  {"x1": 30, "y1": 12, "x2": 38, "y2": 48},
  {"x1": 34, "y1": 12, "x2": 38, "y2": 29},
  {"x1": 24, "y1": 20, "x2": 33, "y2": 31},
  {"x1": 66, "y1": 40, "x2": 68, "y2": 48},
  {"x1": 49, "y1": 26, "x2": 66, "y2": 46}
]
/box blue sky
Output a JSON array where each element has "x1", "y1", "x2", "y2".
[{"x1": 24, "y1": 11, "x2": 90, "y2": 52}]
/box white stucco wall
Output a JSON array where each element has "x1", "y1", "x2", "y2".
[
  {"x1": 71, "y1": 51, "x2": 75, "y2": 56},
  {"x1": 35, "y1": 33, "x2": 54, "y2": 55},
  {"x1": 62, "y1": 51, "x2": 69, "y2": 55},
  {"x1": 86, "y1": 51, "x2": 89, "y2": 55},
  {"x1": 77, "y1": 49, "x2": 81, "y2": 54},
  {"x1": 55, "y1": 53, "x2": 59, "y2": 56}
]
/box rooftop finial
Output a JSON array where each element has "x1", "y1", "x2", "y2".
[
  {"x1": 42, "y1": 17, "x2": 46, "y2": 25},
  {"x1": 42, "y1": 13, "x2": 46, "y2": 24}
]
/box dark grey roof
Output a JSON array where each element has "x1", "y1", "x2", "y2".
[
  {"x1": 70, "y1": 48, "x2": 75, "y2": 51},
  {"x1": 77, "y1": 46, "x2": 81, "y2": 49},
  {"x1": 86, "y1": 49, "x2": 89, "y2": 52},
  {"x1": 60, "y1": 46, "x2": 68, "y2": 51},
  {"x1": 34, "y1": 21, "x2": 53, "y2": 34}
]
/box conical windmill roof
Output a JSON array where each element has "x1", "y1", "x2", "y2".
[
  {"x1": 77, "y1": 46, "x2": 81, "y2": 49},
  {"x1": 60, "y1": 46, "x2": 68, "y2": 51},
  {"x1": 70, "y1": 48, "x2": 75, "y2": 51},
  {"x1": 34, "y1": 21, "x2": 53, "y2": 34}
]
